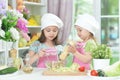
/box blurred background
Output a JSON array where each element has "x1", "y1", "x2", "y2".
[{"x1": 0, "y1": 0, "x2": 120, "y2": 65}]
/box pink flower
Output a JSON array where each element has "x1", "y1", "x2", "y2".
[
  {"x1": 20, "y1": 31, "x2": 30, "y2": 41},
  {"x1": 23, "y1": 7, "x2": 30, "y2": 14},
  {"x1": 16, "y1": 18, "x2": 28, "y2": 33}
]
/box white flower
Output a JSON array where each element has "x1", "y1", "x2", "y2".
[
  {"x1": 16, "y1": 11, "x2": 23, "y2": 18},
  {"x1": 0, "y1": 29, "x2": 5, "y2": 37},
  {"x1": 9, "y1": 27, "x2": 20, "y2": 40}
]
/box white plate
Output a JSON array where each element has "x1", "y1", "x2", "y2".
[
  {"x1": 88, "y1": 76, "x2": 120, "y2": 80},
  {"x1": 87, "y1": 70, "x2": 120, "y2": 80}
]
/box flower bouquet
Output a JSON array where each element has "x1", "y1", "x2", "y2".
[{"x1": 0, "y1": 2, "x2": 30, "y2": 42}]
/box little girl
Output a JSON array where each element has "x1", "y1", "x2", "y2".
[
  {"x1": 28, "y1": 13, "x2": 63, "y2": 68},
  {"x1": 67, "y1": 14, "x2": 99, "y2": 70}
]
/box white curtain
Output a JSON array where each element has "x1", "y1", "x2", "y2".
[{"x1": 47, "y1": 0, "x2": 73, "y2": 44}]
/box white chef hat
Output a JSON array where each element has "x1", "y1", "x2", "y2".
[
  {"x1": 41, "y1": 13, "x2": 63, "y2": 30},
  {"x1": 75, "y1": 14, "x2": 100, "y2": 36}
]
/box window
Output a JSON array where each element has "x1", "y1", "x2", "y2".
[
  {"x1": 100, "y1": 0, "x2": 120, "y2": 64},
  {"x1": 69, "y1": 0, "x2": 94, "y2": 41},
  {"x1": 101, "y1": 0, "x2": 119, "y2": 46}
]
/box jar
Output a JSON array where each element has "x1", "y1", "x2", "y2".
[
  {"x1": 22, "y1": 64, "x2": 33, "y2": 73},
  {"x1": 22, "y1": 54, "x2": 33, "y2": 73}
]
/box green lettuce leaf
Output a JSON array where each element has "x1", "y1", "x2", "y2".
[{"x1": 103, "y1": 61, "x2": 120, "y2": 77}]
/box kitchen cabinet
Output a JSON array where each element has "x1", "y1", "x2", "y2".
[
  {"x1": 0, "y1": 0, "x2": 47, "y2": 65},
  {"x1": 21, "y1": 0, "x2": 47, "y2": 57},
  {"x1": 18, "y1": 0, "x2": 47, "y2": 58}
]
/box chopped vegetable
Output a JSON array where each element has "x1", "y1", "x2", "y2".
[
  {"x1": 78, "y1": 66, "x2": 85, "y2": 72},
  {"x1": 0, "y1": 67, "x2": 18, "y2": 75},
  {"x1": 90, "y1": 70, "x2": 98, "y2": 76}
]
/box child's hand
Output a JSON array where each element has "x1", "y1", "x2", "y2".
[
  {"x1": 67, "y1": 45, "x2": 77, "y2": 54},
  {"x1": 38, "y1": 49, "x2": 46, "y2": 57}
]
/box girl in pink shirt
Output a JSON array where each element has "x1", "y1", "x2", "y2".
[
  {"x1": 28, "y1": 13, "x2": 63, "y2": 68},
  {"x1": 67, "y1": 14, "x2": 99, "y2": 70}
]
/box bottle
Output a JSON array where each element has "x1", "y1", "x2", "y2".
[{"x1": 13, "y1": 57, "x2": 22, "y2": 70}]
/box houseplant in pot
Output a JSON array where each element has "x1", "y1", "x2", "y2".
[{"x1": 92, "y1": 44, "x2": 112, "y2": 70}]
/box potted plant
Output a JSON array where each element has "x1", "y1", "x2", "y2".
[{"x1": 91, "y1": 44, "x2": 112, "y2": 70}]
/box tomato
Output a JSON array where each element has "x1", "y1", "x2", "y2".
[
  {"x1": 78, "y1": 66, "x2": 85, "y2": 72},
  {"x1": 90, "y1": 70, "x2": 98, "y2": 76}
]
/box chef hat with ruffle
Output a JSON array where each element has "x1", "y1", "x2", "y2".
[
  {"x1": 75, "y1": 14, "x2": 100, "y2": 36},
  {"x1": 41, "y1": 13, "x2": 63, "y2": 30}
]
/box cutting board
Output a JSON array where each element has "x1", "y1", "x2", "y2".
[{"x1": 42, "y1": 70, "x2": 87, "y2": 76}]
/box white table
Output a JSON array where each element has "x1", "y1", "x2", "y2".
[{"x1": 0, "y1": 68, "x2": 120, "y2": 80}]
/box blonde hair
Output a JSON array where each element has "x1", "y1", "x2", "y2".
[{"x1": 89, "y1": 32, "x2": 97, "y2": 44}]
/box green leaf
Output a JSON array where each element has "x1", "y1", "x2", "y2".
[
  {"x1": 103, "y1": 61, "x2": 120, "y2": 77},
  {"x1": 92, "y1": 44, "x2": 112, "y2": 59},
  {"x1": 5, "y1": 31, "x2": 11, "y2": 40}
]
